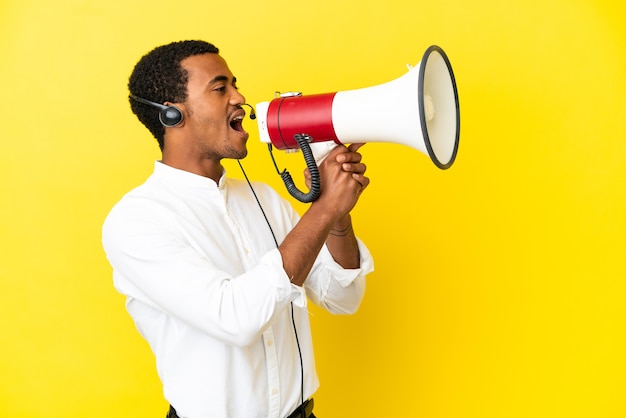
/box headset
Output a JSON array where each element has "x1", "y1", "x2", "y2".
[
  {"x1": 130, "y1": 94, "x2": 184, "y2": 127},
  {"x1": 130, "y1": 95, "x2": 257, "y2": 128}
]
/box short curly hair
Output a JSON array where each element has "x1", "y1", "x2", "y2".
[{"x1": 128, "y1": 40, "x2": 220, "y2": 150}]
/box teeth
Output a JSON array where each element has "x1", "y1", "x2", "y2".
[{"x1": 230, "y1": 115, "x2": 245, "y2": 131}]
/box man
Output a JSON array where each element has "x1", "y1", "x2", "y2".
[{"x1": 102, "y1": 40, "x2": 373, "y2": 418}]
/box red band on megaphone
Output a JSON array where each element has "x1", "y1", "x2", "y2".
[{"x1": 266, "y1": 92, "x2": 340, "y2": 150}]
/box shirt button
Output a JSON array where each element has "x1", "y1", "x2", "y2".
[
  {"x1": 266, "y1": 339, "x2": 273, "y2": 346},
  {"x1": 272, "y1": 388, "x2": 279, "y2": 395}
]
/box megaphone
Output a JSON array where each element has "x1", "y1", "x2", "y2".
[{"x1": 256, "y1": 45, "x2": 460, "y2": 203}]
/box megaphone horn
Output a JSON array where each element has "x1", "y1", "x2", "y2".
[{"x1": 256, "y1": 45, "x2": 460, "y2": 202}]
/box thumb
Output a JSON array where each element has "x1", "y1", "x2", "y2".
[{"x1": 347, "y1": 143, "x2": 366, "y2": 152}]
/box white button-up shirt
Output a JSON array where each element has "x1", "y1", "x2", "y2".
[{"x1": 102, "y1": 162, "x2": 373, "y2": 418}]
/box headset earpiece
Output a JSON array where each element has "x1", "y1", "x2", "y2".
[
  {"x1": 158, "y1": 106, "x2": 183, "y2": 127},
  {"x1": 130, "y1": 94, "x2": 183, "y2": 127}
]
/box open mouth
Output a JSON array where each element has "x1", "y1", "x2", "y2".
[{"x1": 230, "y1": 115, "x2": 245, "y2": 132}]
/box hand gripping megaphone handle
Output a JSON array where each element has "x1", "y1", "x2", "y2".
[{"x1": 277, "y1": 134, "x2": 321, "y2": 203}]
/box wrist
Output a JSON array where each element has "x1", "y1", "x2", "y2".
[{"x1": 329, "y1": 215, "x2": 352, "y2": 237}]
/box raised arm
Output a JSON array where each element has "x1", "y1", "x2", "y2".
[{"x1": 278, "y1": 143, "x2": 368, "y2": 286}]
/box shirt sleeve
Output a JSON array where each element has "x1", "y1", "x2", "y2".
[
  {"x1": 102, "y1": 200, "x2": 303, "y2": 348},
  {"x1": 255, "y1": 182, "x2": 375, "y2": 315},
  {"x1": 303, "y1": 237, "x2": 374, "y2": 314}
]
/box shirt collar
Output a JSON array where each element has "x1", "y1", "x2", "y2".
[{"x1": 153, "y1": 161, "x2": 227, "y2": 190}]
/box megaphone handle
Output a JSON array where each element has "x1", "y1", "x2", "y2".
[{"x1": 279, "y1": 134, "x2": 321, "y2": 203}]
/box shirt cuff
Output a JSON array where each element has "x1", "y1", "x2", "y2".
[
  {"x1": 318, "y1": 237, "x2": 374, "y2": 287},
  {"x1": 262, "y1": 248, "x2": 308, "y2": 308}
]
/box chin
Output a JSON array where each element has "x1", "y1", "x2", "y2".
[{"x1": 230, "y1": 146, "x2": 248, "y2": 160}]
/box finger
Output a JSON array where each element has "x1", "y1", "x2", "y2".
[
  {"x1": 351, "y1": 174, "x2": 370, "y2": 194},
  {"x1": 336, "y1": 150, "x2": 363, "y2": 164},
  {"x1": 331, "y1": 143, "x2": 361, "y2": 162},
  {"x1": 342, "y1": 162, "x2": 367, "y2": 174},
  {"x1": 303, "y1": 168, "x2": 312, "y2": 188},
  {"x1": 352, "y1": 173, "x2": 369, "y2": 184},
  {"x1": 347, "y1": 143, "x2": 365, "y2": 152},
  {"x1": 352, "y1": 173, "x2": 370, "y2": 190}
]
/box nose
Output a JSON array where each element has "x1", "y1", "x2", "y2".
[{"x1": 230, "y1": 88, "x2": 246, "y2": 106}]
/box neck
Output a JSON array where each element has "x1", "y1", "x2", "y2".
[
  {"x1": 161, "y1": 129, "x2": 228, "y2": 183},
  {"x1": 161, "y1": 153, "x2": 224, "y2": 184}
]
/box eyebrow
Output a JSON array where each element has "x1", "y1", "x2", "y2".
[{"x1": 210, "y1": 75, "x2": 237, "y2": 84}]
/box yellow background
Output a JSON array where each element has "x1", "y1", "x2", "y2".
[{"x1": 1, "y1": 0, "x2": 625, "y2": 417}]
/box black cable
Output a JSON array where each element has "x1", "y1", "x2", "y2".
[
  {"x1": 291, "y1": 304, "x2": 305, "y2": 416},
  {"x1": 267, "y1": 135, "x2": 321, "y2": 203},
  {"x1": 237, "y1": 160, "x2": 306, "y2": 412},
  {"x1": 238, "y1": 160, "x2": 278, "y2": 247}
]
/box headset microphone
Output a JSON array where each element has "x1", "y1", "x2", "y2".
[
  {"x1": 131, "y1": 94, "x2": 256, "y2": 126},
  {"x1": 243, "y1": 103, "x2": 256, "y2": 120},
  {"x1": 129, "y1": 94, "x2": 184, "y2": 127}
]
